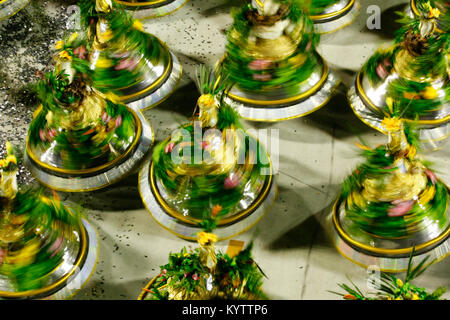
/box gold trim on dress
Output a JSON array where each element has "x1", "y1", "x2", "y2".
[
  {"x1": 131, "y1": 0, "x2": 188, "y2": 20},
  {"x1": 309, "y1": 0, "x2": 355, "y2": 20},
  {"x1": 0, "y1": 216, "x2": 88, "y2": 298},
  {"x1": 331, "y1": 196, "x2": 450, "y2": 256},
  {"x1": 141, "y1": 59, "x2": 183, "y2": 111},
  {"x1": 137, "y1": 276, "x2": 158, "y2": 300},
  {"x1": 235, "y1": 79, "x2": 341, "y2": 122},
  {"x1": 0, "y1": 0, "x2": 30, "y2": 21},
  {"x1": 26, "y1": 105, "x2": 142, "y2": 175},
  {"x1": 65, "y1": 223, "x2": 100, "y2": 300},
  {"x1": 313, "y1": 2, "x2": 360, "y2": 35},
  {"x1": 330, "y1": 230, "x2": 450, "y2": 273},
  {"x1": 117, "y1": 0, "x2": 169, "y2": 6}
]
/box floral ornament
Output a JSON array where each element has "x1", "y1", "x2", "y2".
[
  {"x1": 424, "y1": 2, "x2": 441, "y2": 19},
  {"x1": 164, "y1": 142, "x2": 176, "y2": 154},
  {"x1": 224, "y1": 172, "x2": 241, "y2": 189},
  {"x1": 48, "y1": 236, "x2": 64, "y2": 258},
  {"x1": 115, "y1": 115, "x2": 123, "y2": 128},
  {"x1": 403, "y1": 91, "x2": 419, "y2": 99},
  {"x1": 375, "y1": 57, "x2": 392, "y2": 79},
  {"x1": 68, "y1": 32, "x2": 79, "y2": 43},
  {"x1": 211, "y1": 204, "x2": 222, "y2": 218},
  {"x1": 55, "y1": 33, "x2": 78, "y2": 50},
  {"x1": 0, "y1": 248, "x2": 4, "y2": 268},
  {"x1": 388, "y1": 199, "x2": 415, "y2": 217},
  {"x1": 73, "y1": 46, "x2": 87, "y2": 60},
  {"x1": 101, "y1": 111, "x2": 112, "y2": 124},
  {"x1": 381, "y1": 117, "x2": 402, "y2": 132},
  {"x1": 132, "y1": 20, "x2": 144, "y2": 32},
  {"x1": 95, "y1": 57, "x2": 114, "y2": 68},
  {"x1": 59, "y1": 50, "x2": 72, "y2": 61},
  {"x1": 55, "y1": 40, "x2": 64, "y2": 50},
  {"x1": 420, "y1": 86, "x2": 438, "y2": 99},
  {"x1": 198, "y1": 94, "x2": 215, "y2": 107},
  {"x1": 38, "y1": 128, "x2": 58, "y2": 142},
  {"x1": 115, "y1": 57, "x2": 140, "y2": 71},
  {"x1": 385, "y1": 97, "x2": 394, "y2": 114},
  {"x1": 248, "y1": 59, "x2": 273, "y2": 71},
  {"x1": 0, "y1": 142, "x2": 17, "y2": 169},
  {"x1": 197, "y1": 232, "x2": 218, "y2": 246},
  {"x1": 332, "y1": 249, "x2": 446, "y2": 300},
  {"x1": 424, "y1": 169, "x2": 437, "y2": 185}
]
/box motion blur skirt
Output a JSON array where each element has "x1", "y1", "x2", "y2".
[
  {"x1": 24, "y1": 107, "x2": 154, "y2": 192},
  {"x1": 310, "y1": 0, "x2": 360, "y2": 34},
  {"x1": 0, "y1": 219, "x2": 98, "y2": 300},
  {"x1": 116, "y1": 0, "x2": 188, "y2": 19}
]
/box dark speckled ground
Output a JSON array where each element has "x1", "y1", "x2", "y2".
[{"x1": 0, "y1": 0, "x2": 72, "y2": 185}]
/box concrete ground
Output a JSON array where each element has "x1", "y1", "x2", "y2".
[{"x1": 0, "y1": 0, "x2": 448, "y2": 299}]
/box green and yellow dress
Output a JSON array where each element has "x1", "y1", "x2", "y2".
[
  {"x1": 409, "y1": 0, "x2": 449, "y2": 33},
  {"x1": 139, "y1": 69, "x2": 276, "y2": 240},
  {"x1": 348, "y1": 6, "x2": 449, "y2": 150},
  {"x1": 330, "y1": 116, "x2": 449, "y2": 272},
  {"x1": 68, "y1": 0, "x2": 182, "y2": 110},
  {"x1": 138, "y1": 231, "x2": 267, "y2": 300},
  {"x1": 0, "y1": 143, "x2": 98, "y2": 299},
  {"x1": 25, "y1": 61, "x2": 153, "y2": 192},
  {"x1": 219, "y1": 0, "x2": 340, "y2": 121}
]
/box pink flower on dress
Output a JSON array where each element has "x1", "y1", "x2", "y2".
[
  {"x1": 0, "y1": 248, "x2": 4, "y2": 267},
  {"x1": 101, "y1": 111, "x2": 108, "y2": 123},
  {"x1": 48, "y1": 236, "x2": 64, "y2": 258},
  {"x1": 115, "y1": 115, "x2": 123, "y2": 128},
  {"x1": 39, "y1": 129, "x2": 47, "y2": 141},
  {"x1": 424, "y1": 169, "x2": 437, "y2": 185},
  {"x1": 376, "y1": 58, "x2": 392, "y2": 80},
  {"x1": 383, "y1": 58, "x2": 392, "y2": 67},
  {"x1": 115, "y1": 57, "x2": 139, "y2": 71},
  {"x1": 305, "y1": 41, "x2": 312, "y2": 52},
  {"x1": 45, "y1": 129, "x2": 57, "y2": 141},
  {"x1": 201, "y1": 141, "x2": 209, "y2": 149},
  {"x1": 49, "y1": 128, "x2": 58, "y2": 138},
  {"x1": 252, "y1": 73, "x2": 272, "y2": 81},
  {"x1": 73, "y1": 46, "x2": 87, "y2": 60},
  {"x1": 388, "y1": 200, "x2": 414, "y2": 217},
  {"x1": 184, "y1": 273, "x2": 189, "y2": 278},
  {"x1": 376, "y1": 63, "x2": 388, "y2": 79},
  {"x1": 248, "y1": 59, "x2": 272, "y2": 70},
  {"x1": 165, "y1": 142, "x2": 175, "y2": 154},
  {"x1": 224, "y1": 173, "x2": 241, "y2": 189}
]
